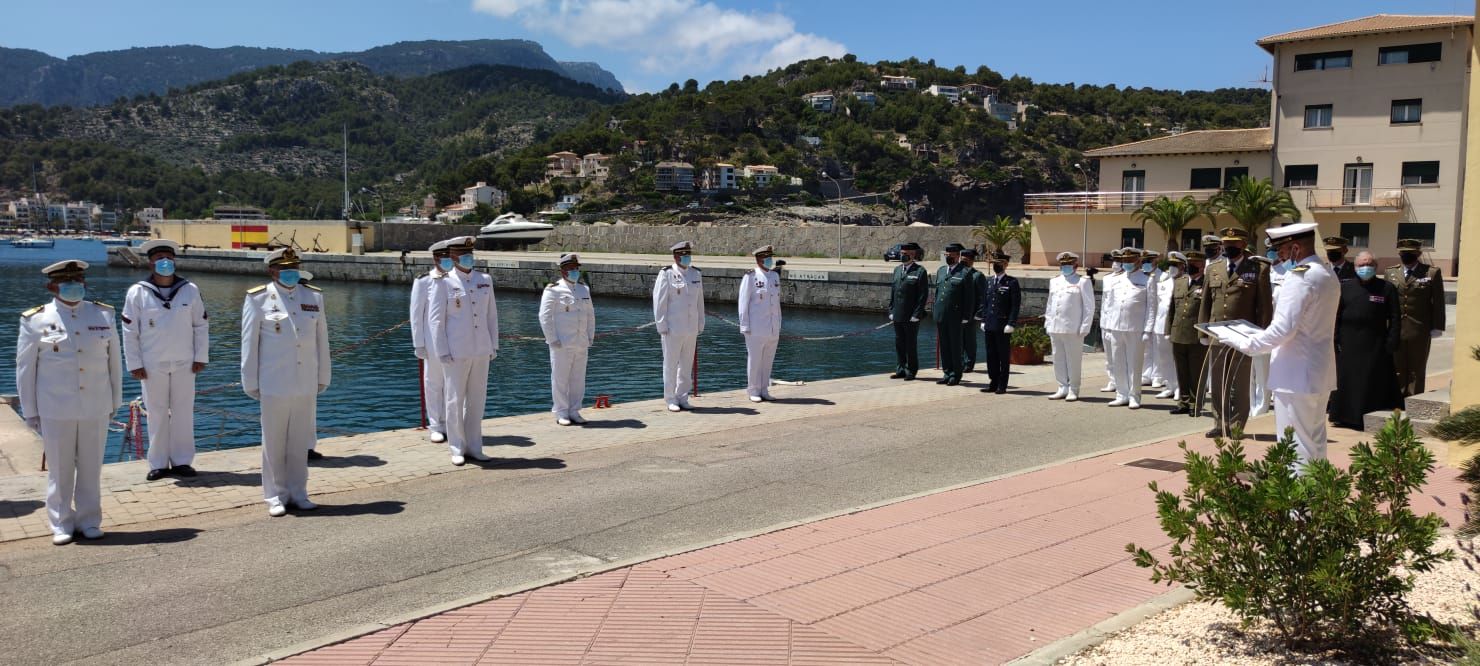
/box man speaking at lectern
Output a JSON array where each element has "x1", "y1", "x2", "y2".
[{"x1": 1217, "y1": 222, "x2": 1339, "y2": 466}]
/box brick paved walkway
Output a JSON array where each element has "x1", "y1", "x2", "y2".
[{"x1": 283, "y1": 422, "x2": 1467, "y2": 665}]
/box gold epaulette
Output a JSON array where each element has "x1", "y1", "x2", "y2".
[
  {"x1": 304, "y1": 284, "x2": 322, "y2": 292},
  {"x1": 1291, "y1": 265, "x2": 1311, "y2": 274},
  {"x1": 21, "y1": 305, "x2": 43, "y2": 318},
  {"x1": 246, "y1": 285, "x2": 267, "y2": 295},
  {"x1": 91, "y1": 300, "x2": 113, "y2": 309}
]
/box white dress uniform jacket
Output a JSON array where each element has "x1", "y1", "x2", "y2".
[
  {"x1": 17, "y1": 299, "x2": 123, "y2": 537},
  {"x1": 1250, "y1": 264, "x2": 1290, "y2": 417},
  {"x1": 241, "y1": 282, "x2": 331, "y2": 507},
  {"x1": 539, "y1": 278, "x2": 596, "y2": 420},
  {"x1": 1230, "y1": 257, "x2": 1339, "y2": 464},
  {"x1": 652, "y1": 264, "x2": 705, "y2": 406},
  {"x1": 410, "y1": 268, "x2": 448, "y2": 434},
  {"x1": 122, "y1": 279, "x2": 209, "y2": 469},
  {"x1": 738, "y1": 267, "x2": 782, "y2": 398},
  {"x1": 1101, "y1": 271, "x2": 1155, "y2": 404},
  {"x1": 429, "y1": 269, "x2": 499, "y2": 456},
  {"x1": 1045, "y1": 273, "x2": 1095, "y2": 396}
]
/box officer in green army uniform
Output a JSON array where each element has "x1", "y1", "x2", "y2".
[
  {"x1": 887, "y1": 242, "x2": 929, "y2": 380},
  {"x1": 1198, "y1": 227, "x2": 1272, "y2": 437},
  {"x1": 1168, "y1": 251, "x2": 1206, "y2": 415},
  {"x1": 933, "y1": 242, "x2": 978, "y2": 386},
  {"x1": 959, "y1": 248, "x2": 987, "y2": 373},
  {"x1": 1385, "y1": 238, "x2": 1446, "y2": 397}
]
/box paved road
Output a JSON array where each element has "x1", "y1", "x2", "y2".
[{"x1": 0, "y1": 333, "x2": 1457, "y2": 665}]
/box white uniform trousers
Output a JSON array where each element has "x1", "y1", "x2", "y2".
[
  {"x1": 422, "y1": 355, "x2": 447, "y2": 435},
  {"x1": 42, "y1": 418, "x2": 107, "y2": 537},
  {"x1": 744, "y1": 334, "x2": 779, "y2": 398},
  {"x1": 443, "y1": 356, "x2": 490, "y2": 456},
  {"x1": 1250, "y1": 354, "x2": 1271, "y2": 417},
  {"x1": 141, "y1": 362, "x2": 197, "y2": 470},
  {"x1": 1050, "y1": 333, "x2": 1084, "y2": 393},
  {"x1": 1149, "y1": 334, "x2": 1176, "y2": 392},
  {"x1": 1105, "y1": 330, "x2": 1143, "y2": 402},
  {"x1": 1102, "y1": 334, "x2": 1117, "y2": 389},
  {"x1": 549, "y1": 346, "x2": 589, "y2": 419},
  {"x1": 260, "y1": 395, "x2": 316, "y2": 506},
  {"x1": 1274, "y1": 391, "x2": 1328, "y2": 468},
  {"x1": 1140, "y1": 333, "x2": 1157, "y2": 384},
  {"x1": 660, "y1": 333, "x2": 698, "y2": 406}
]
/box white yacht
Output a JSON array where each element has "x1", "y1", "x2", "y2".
[
  {"x1": 12, "y1": 237, "x2": 55, "y2": 248},
  {"x1": 476, "y1": 213, "x2": 553, "y2": 246}
]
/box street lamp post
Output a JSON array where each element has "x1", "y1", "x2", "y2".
[
  {"x1": 1073, "y1": 163, "x2": 1091, "y2": 264},
  {"x1": 821, "y1": 172, "x2": 843, "y2": 264}
]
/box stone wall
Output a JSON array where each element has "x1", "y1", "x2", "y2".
[
  {"x1": 108, "y1": 247, "x2": 1058, "y2": 317},
  {"x1": 373, "y1": 222, "x2": 990, "y2": 261}
]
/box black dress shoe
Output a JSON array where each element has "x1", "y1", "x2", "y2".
[
  {"x1": 889, "y1": 372, "x2": 906, "y2": 379},
  {"x1": 963, "y1": 365, "x2": 975, "y2": 373},
  {"x1": 172, "y1": 465, "x2": 197, "y2": 477},
  {"x1": 1169, "y1": 406, "x2": 1189, "y2": 415},
  {"x1": 903, "y1": 374, "x2": 916, "y2": 381},
  {"x1": 935, "y1": 378, "x2": 949, "y2": 384},
  {"x1": 307, "y1": 449, "x2": 324, "y2": 461},
  {"x1": 146, "y1": 469, "x2": 167, "y2": 481},
  {"x1": 994, "y1": 387, "x2": 1007, "y2": 395},
  {"x1": 946, "y1": 377, "x2": 960, "y2": 386},
  {"x1": 1205, "y1": 428, "x2": 1223, "y2": 438}
]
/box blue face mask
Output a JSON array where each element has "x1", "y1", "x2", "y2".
[
  {"x1": 1060, "y1": 265, "x2": 1075, "y2": 277},
  {"x1": 277, "y1": 269, "x2": 301, "y2": 287},
  {"x1": 56, "y1": 281, "x2": 86, "y2": 303},
  {"x1": 678, "y1": 255, "x2": 692, "y2": 267},
  {"x1": 153, "y1": 258, "x2": 176, "y2": 277},
  {"x1": 761, "y1": 257, "x2": 774, "y2": 270},
  {"x1": 1141, "y1": 262, "x2": 1154, "y2": 273},
  {"x1": 1266, "y1": 249, "x2": 1279, "y2": 262},
  {"x1": 1121, "y1": 262, "x2": 1139, "y2": 273},
  {"x1": 437, "y1": 257, "x2": 454, "y2": 272},
  {"x1": 1355, "y1": 266, "x2": 1377, "y2": 280},
  {"x1": 1281, "y1": 259, "x2": 1297, "y2": 272},
  {"x1": 456, "y1": 254, "x2": 475, "y2": 270},
  {"x1": 565, "y1": 269, "x2": 581, "y2": 283}
]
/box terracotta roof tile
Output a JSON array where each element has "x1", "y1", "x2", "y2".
[
  {"x1": 1082, "y1": 128, "x2": 1272, "y2": 158},
  {"x1": 1257, "y1": 14, "x2": 1472, "y2": 50}
]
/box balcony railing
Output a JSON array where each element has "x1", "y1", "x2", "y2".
[
  {"x1": 1302, "y1": 187, "x2": 1407, "y2": 211},
  {"x1": 1024, "y1": 190, "x2": 1220, "y2": 214}
]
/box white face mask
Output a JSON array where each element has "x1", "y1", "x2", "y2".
[{"x1": 1166, "y1": 266, "x2": 1180, "y2": 278}]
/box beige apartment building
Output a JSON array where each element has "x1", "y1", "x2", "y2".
[{"x1": 1029, "y1": 14, "x2": 1474, "y2": 273}]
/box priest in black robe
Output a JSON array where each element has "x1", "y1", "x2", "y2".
[{"x1": 1329, "y1": 252, "x2": 1402, "y2": 429}]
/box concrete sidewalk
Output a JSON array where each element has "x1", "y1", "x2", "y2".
[{"x1": 282, "y1": 422, "x2": 1467, "y2": 665}]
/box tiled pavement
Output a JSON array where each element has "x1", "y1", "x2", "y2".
[
  {"x1": 282, "y1": 422, "x2": 1467, "y2": 665},
  {"x1": 0, "y1": 363, "x2": 1062, "y2": 543}
]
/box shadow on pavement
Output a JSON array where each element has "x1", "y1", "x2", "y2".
[
  {"x1": 1011, "y1": 389, "x2": 1053, "y2": 397},
  {"x1": 313, "y1": 454, "x2": 388, "y2": 469},
  {"x1": 688, "y1": 407, "x2": 759, "y2": 415},
  {"x1": 171, "y1": 471, "x2": 262, "y2": 488},
  {"x1": 484, "y1": 435, "x2": 535, "y2": 447},
  {"x1": 767, "y1": 398, "x2": 835, "y2": 406},
  {"x1": 580, "y1": 419, "x2": 647, "y2": 429},
  {"x1": 0, "y1": 499, "x2": 44, "y2": 517},
  {"x1": 293, "y1": 500, "x2": 407, "y2": 517},
  {"x1": 76, "y1": 528, "x2": 202, "y2": 546},
  {"x1": 469, "y1": 457, "x2": 567, "y2": 471}
]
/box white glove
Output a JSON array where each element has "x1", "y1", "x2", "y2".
[
  {"x1": 740, "y1": 327, "x2": 750, "y2": 335},
  {"x1": 1004, "y1": 325, "x2": 1015, "y2": 334},
  {"x1": 1200, "y1": 338, "x2": 1210, "y2": 346},
  {"x1": 888, "y1": 314, "x2": 894, "y2": 321},
  {"x1": 246, "y1": 389, "x2": 261, "y2": 400},
  {"x1": 961, "y1": 320, "x2": 968, "y2": 324},
  {"x1": 909, "y1": 317, "x2": 919, "y2": 323},
  {"x1": 25, "y1": 416, "x2": 40, "y2": 432},
  {"x1": 490, "y1": 352, "x2": 498, "y2": 361},
  {"x1": 550, "y1": 340, "x2": 563, "y2": 349},
  {"x1": 1430, "y1": 329, "x2": 1442, "y2": 339},
  {"x1": 414, "y1": 347, "x2": 427, "y2": 360},
  {"x1": 979, "y1": 323, "x2": 986, "y2": 332},
  {"x1": 318, "y1": 384, "x2": 328, "y2": 394},
  {"x1": 440, "y1": 356, "x2": 453, "y2": 366}
]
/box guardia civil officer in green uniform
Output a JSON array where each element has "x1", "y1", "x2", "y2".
[
  {"x1": 958, "y1": 248, "x2": 987, "y2": 373},
  {"x1": 1198, "y1": 227, "x2": 1272, "y2": 437},
  {"x1": 1168, "y1": 251, "x2": 1206, "y2": 415},
  {"x1": 1385, "y1": 238, "x2": 1446, "y2": 397},
  {"x1": 933, "y1": 242, "x2": 977, "y2": 386},
  {"x1": 887, "y1": 242, "x2": 928, "y2": 380}
]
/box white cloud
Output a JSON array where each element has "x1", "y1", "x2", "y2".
[{"x1": 471, "y1": 0, "x2": 843, "y2": 77}]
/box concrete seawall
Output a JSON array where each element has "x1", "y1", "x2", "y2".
[{"x1": 108, "y1": 247, "x2": 1056, "y2": 315}]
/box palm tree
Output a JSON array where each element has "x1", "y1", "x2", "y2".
[
  {"x1": 1207, "y1": 176, "x2": 1301, "y2": 246},
  {"x1": 1012, "y1": 219, "x2": 1034, "y2": 264},
  {"x1": 971, "y1": 214, "x2": 1017, "y2": 255},
  {"x1": 1133, "y1": 195, "x2": 1206, "y2": 253}
]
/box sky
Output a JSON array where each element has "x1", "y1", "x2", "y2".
[{"x1": 5, "y1": 0, "x2": 1473, "y2": 93}]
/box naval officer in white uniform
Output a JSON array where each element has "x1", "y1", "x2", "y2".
[
  {"x1": 1101, "y1": 248, "x2": 1156, "y2": 409},
  {"x1": 122, "y1": 239, "x2": 209, "y2": 481},
  {"x1": 429, "y1": 236, "x2": 499, "y2": 465},
  {"x1": 411, "y1": 239, "x2": 453, "y2": 443},
  {"x1": 739, "y1": 245, "x2": 783, "y2": 402},
  {"x1": 241, "y1": 248, "x2": 330, "y2": 516},
  {"x1": 17, "y1": 260, "x2": 123, "y2": 545},
  {"x1": 540, "y1": 253, "x2": 595, "y2": 426},
  {"x1": 1044, "y1": 251, "x2": 1096, "y2": 401},
  {"x1": 652, "y1": 240, "x2": 705, "y2": 412},
  {"x1": 1220, "y1": 223, "x2": 1339, "y2": 466},
  {"x1": 1148, "y1": 252, "x2": 1179, "y2": 400}
]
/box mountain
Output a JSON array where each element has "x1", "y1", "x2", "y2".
[{"x1": 0, "y1": 40, "x2": 624, "y2": 107}]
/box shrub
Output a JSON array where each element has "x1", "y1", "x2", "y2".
[
  {"x1": 1008, "y1": 323, "x2": 1050, "y2": 355},
  {"x1": 1127, "y1": 415, "x2": 1453, "y2": 649}
]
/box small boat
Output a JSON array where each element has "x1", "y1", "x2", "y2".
[
  {"x1": 12, "y1": 237, "x2": 56, "y2": 248},
  {"x1": 100, "y1": 237, "x2": 132, "y2": 246},
  {"x1": 477, "y1": 213, "x2": 553, "y2": 246},
  {"x1": 77, "y1": 235, "x2": 96, "y2": 241}
]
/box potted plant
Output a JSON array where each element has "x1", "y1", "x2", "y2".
[{"x1": 1009, "y1": 323, "x2": 1050, "y2": 365}]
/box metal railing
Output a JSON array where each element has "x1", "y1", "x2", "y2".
[
  {"x1": 1301, "y1": 187, "x2": 1407, "y2": 211},
  {"x1": 1024, "y1": 190, "x2": 1219, "y2": 214}
]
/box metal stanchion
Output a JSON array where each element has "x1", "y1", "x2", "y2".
[
  {"x1": 418, "y1": 358, "x2": 427, "y2": 430},
  {"x1": 691, "y1": 347, "x2": 700, "y2": 397}
]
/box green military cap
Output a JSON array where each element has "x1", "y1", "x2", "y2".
[
  {"x1": 1323, "y1": 236, "x2": 1350, "y2": 250},
  {"x1": 1184, "y1": 250, "x2": 1206, "y2": 260},
  {"x1": 1219, "y1": 227, "x2": 1251, "y2": 242},
  {"x1": 1396, "y1": 238, "x2": 1424, "y2": 251}
]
